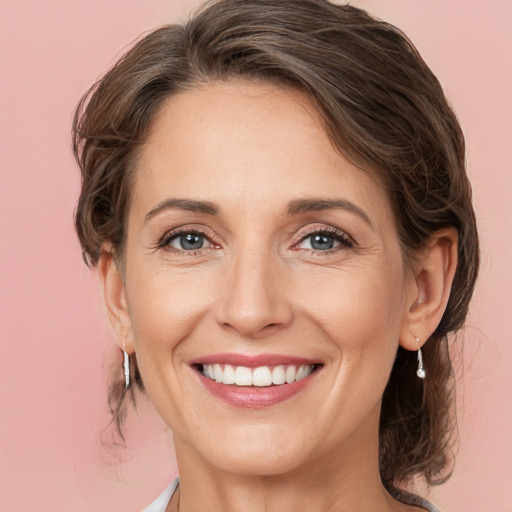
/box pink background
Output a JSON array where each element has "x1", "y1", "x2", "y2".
[{"x1": 1, "y1": 1, "x2": 510, "y2": 510}]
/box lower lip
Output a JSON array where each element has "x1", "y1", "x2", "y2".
[{"x1": 196, "y1": 368, "x2": 320, "y2": 408}]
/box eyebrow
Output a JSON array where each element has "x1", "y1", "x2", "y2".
[
  {"x1": 145, "y1": 197, "x2": 372, "y2": 227},
  {"x1": 145, "y1": 198, "x2": 221, "y2": 223},
  {"x1": 286, "y1": 198, "x2": 373, "y2": 227}
]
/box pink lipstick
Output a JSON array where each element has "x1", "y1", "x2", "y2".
[{"x1": 189, "y1": 353, "x2": 322, "y2": 408}]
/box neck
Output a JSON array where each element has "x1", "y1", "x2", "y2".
[{"x1": 170, "y1": 410, "x2": 403, "y2": 512}]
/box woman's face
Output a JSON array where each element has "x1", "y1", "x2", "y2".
[{"x1": 118, "y1": 81, "x2": 416, "y2": 475}]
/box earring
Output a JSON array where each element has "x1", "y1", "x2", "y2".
[
  {"x1": 415, "y1": 337, "x2": 425, "y2": 379},
  {"x1": 123, "y1": 340, "x2": 130, "y2": 389}
]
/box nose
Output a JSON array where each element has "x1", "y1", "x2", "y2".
[{"x1": 215, "y1": 245, "x2": 293, "y2": 339}]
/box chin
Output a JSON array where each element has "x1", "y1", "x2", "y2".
[
  {"x1": 209, "y1": 449, "x2": 308, "y2": 477},
  {"x1": 196, "y1": 426, "x2": 314, "y2": 476}
]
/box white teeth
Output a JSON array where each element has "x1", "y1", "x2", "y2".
[
  {"x1": 272, "y1": 365, "x2": 286, "y2": 385},
  {"x1": 214, "y1": 364, "x2": 223, "y2": 383},
  {"x1": 285, "y1": 365, "x2": 296, "y2": 384},
  {"x1": 223, "y1": 364, "x2": 236, "y2": 385},
  {"x1": 253, "y1": 367, "x2": 273, "y2": 387},
  {"x1": 201, "y1": 363, "x2": 316, "y2": 387},
  {"x1": 296, "y1": 365, "x2": 311, "y2": 381},
  {"x1": 234, "y1": 366, "x2": 253, "y2": 386}
]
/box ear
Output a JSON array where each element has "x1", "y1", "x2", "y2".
[
  {"x1": 399, "y1": 227, "x2": 458, "y2": 350},
  {"x1": 97, "y1": 244, "x2": 133, "y2": 353}
]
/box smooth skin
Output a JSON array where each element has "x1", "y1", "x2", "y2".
[{"x1": 99, "y1": 81, "x2": 457, "y2": 512}]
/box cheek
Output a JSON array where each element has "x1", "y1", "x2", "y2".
[
  {"x1": 300, "y1": 262, "x2": 407, "y2": 413},
  {"x1": 126, "y1": 263, "x2": 215, "y2": 346},
  {"x1": 124, "y1": 265, "x2": 217, "y2": 425},
  {"x1": 295, "y1": 263, "x2": 406, "y2": 347},
  {"x1": 314, "y1": 266, "x2": 406, "y2": 403}
]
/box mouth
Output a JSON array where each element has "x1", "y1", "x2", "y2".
[
  {"x1": 194, "y1": 362, "x2": 321, "y2": 387},
  {"x1": 189, "y1": 354, "x2": 323, "y2": 408}
]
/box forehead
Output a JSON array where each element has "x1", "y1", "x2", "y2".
[{"x1": 132, "y1": 80, "x2": 392, "y2": 226}]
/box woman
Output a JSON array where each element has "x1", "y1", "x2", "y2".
[{"x1": 72, "y1": 0, "x2": 479, "y2": 510}]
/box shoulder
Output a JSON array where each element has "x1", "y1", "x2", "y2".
[{"x1": 141, "y1": 477, "x2": 180, "y2": 512}]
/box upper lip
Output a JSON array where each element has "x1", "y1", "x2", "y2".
[{"x1": 189, "y1": 353, "x2": 321, "y2": 368}]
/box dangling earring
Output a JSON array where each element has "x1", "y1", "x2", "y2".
[
  {"x1": 415, "y1": 337, "x2": 425, "y2": 379},
  {"x1": 123, "y1": 340, "x2": 130, "y2": 389}
]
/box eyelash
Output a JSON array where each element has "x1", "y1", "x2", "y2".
[
  {"x1": 293, "y1": 226, "x2": 354, "y2": 254},
  {"x1": 157, "y1": 225, "x2": 354, "y2": 256},
  {"x1": 157, "y1": 228, "x2": 218, "y2": 256}
]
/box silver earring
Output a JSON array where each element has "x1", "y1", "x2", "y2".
[
  {"x1": 415, "y1": 337, "x2": 425, "y2": 379},
  {"x1": 123, "y1": 341, "x2": 130, "y2": 389}
]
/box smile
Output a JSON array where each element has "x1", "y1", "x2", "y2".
[
  {"x1": 190, "y1": 354, "x2": 323, "y2": 408},
  {"x1": 200, "y1": 363, "x2": 316, "y2": 387}
]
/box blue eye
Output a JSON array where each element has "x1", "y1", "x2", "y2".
[
  {"x1": 168, "y1": 232, "x2": 207, "y2": 251},
  {"x1": 308, "y1": 233, "x2": 339, "y2": 251},
  {"x1": 297, "y1": 229, "x2": 353, "y2": 252},
  {"x1": 158, "y1": 227, "x2": 352, "y2": 255}
]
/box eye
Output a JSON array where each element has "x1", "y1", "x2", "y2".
[
  {"x1": 172, "y1": 232, "x2": 206, "y2": 250},
  {"x1": 303, "y1": 233, "x2": 339, "y2": 250},
  {"x1": 163, "y1": 230, "x2": 212, "y2": 251},
  {"x1": 295, "y1": 228, "x2": 353, "y2": 252}
]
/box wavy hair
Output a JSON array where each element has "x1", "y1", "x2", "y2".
[{"x1": 73, "y1": 0, "x2": 479, "y2": 491}]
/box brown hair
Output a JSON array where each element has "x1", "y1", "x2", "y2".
[{"x1": 73, "y1": 0, "x2": 479, "y2": 492}]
